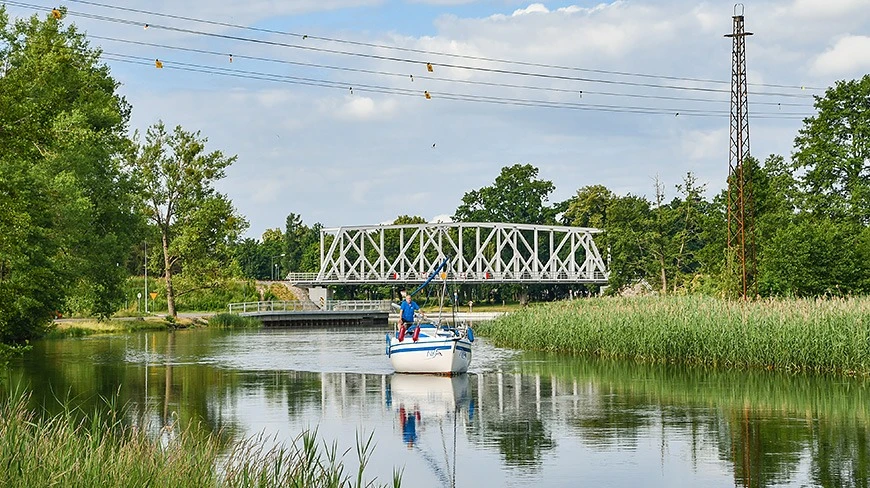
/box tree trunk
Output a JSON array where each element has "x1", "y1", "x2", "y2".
[
  {"x1": 659, "y1": 254, "x2": 667, "y2": 294},
  {"x1": 162, "y1": 231, "x2": 177, "y2": 317}
]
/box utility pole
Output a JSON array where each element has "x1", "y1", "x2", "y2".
[
  {"x1": 144, "y1": 241, "x2": 149, "y2": 314},
  {"x1": 724, "y1": 4, "x2": 756, "y2": 299}
]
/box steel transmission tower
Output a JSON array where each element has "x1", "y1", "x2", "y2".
[{"x1": 724, "y1": 4, "x2": 756, "y2": 299}]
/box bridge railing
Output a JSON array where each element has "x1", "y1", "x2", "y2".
[
  {"x1": 294, "y1": 270, "x2": 608, "y2": 284},
  {"x1": 227, "y1": 300, "x2": 393, "y2": 313},
  {"x1": 325, "y1": 300, "x2": 393, "y2": 312},
  {"x1": 228, "y1": 301, "x2": 311, "y2": 313},
  {"x1": 285, "y1": 272, "x2": 318, "y2": 282}
]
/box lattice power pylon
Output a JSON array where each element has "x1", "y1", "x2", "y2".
[{"x1": 725, "y1": 4, "x2": 756, "y2": 298}]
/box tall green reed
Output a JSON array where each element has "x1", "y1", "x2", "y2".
[
  {"x1": 475, "y1": 296, "x2": 870, "y2": 375},
  {"x1": 0, "y1": 388, "x2": 400, "y2": 487}
]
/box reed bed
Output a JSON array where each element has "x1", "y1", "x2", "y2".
[
  {"x1": 0, "y1": 392, "x2": 400, "y2": 487},
  {"x1": 475, "y1": 296, "x2": 870, "y2": 375}
]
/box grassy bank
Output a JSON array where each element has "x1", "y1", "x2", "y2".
[
  {"x1": 45, "y1": 313, "x2": 262, "y2": 339},
  {"x1": 475, "y1": 296, "x2": 870, "y2": 375},
  {"x1": 0, "y1": 392, "x2": 400, "y2": 487}
]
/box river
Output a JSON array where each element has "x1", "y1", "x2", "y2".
[{"x1": 5, "y1": 326, "x2": 869, "y2": 487}]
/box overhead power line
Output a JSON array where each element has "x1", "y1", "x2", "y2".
[
  {"x1": 63, "y1": 0, "x2": 823, "y2": 92},
  {"x1": 100, "y1": 51, "x2": 811, "y2": 119},
  {"x1": 89, "y1": 33, "x2": 812, "y2": 109},
  {"x1": 7, "y1": 0, "x2": 818, "y2": 99}
]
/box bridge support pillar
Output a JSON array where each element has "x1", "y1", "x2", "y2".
[{"x1": 308, "y1": 287, "x2": 332, "y2": 310}]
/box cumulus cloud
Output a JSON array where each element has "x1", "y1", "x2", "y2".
[{"x1": 811, "y1": 35, "x2": 870, "y2": 76}]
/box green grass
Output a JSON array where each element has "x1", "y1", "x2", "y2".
[
  {"x1": 45, "y1": 318, "x2": 175, "y2": 339},
  {"x1": 0, "y1": 390, "x2": 401, "y2": 487},
  {"x1": 475, "y1": 295, "x2": 870, "y2": 375}
]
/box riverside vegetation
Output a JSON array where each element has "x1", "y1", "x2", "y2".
[
  {"x1": 475, "y1": 295, "x2": 870, "y2": 376},
  {"x1": 0, "y1": 390, "x2": 401, "y2": 488}
]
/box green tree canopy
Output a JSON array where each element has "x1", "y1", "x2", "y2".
[
  {"x1": 562, "y1": 185, "x2": 614, "y2": 229},
  {"x1": 793, "y1": 75, "x2": 870, "y2": 225},
  {"x1": 454, "y1": 164, "x2": 556, "y2": 224},
  {"x1": 0, "y1": 7, "x2": 139, "y2": 341}
]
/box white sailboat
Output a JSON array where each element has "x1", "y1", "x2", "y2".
[{"x1": 385, "y1": 258, "x2": 474, "y2": 375}]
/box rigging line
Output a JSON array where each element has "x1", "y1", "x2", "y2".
[
  {"x1": 10, "y1": 1, "x2": 816, "y2": 99},
  {"x1": 64, "y1": 0, "x2": 823, "y2": 91},
  {"x1": 100, "y1": 53, "x2": 812, "y2": 119},
  {"x1": 90, "y1": 34, "x2": 813, "y2": 108}
]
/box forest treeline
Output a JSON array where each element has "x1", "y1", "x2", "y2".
[{"x1": 1, "y1": 9, "x2": 868, "y2": 346}]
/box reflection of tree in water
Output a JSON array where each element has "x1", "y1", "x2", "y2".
[
  {"x1": 507, "y1": 352, "x2": 870, "y2": 486},
  {"x1": 809, "y1": 419, "x2": 870, "y2": 487},
  {"x1": 719, "y1": 407, "x2": 807, "y2": 488},
  {"x1": 9, "y1": 331, "x2": 247, "y2": 445},
  {"x1": 488, "y1": 417, "x2": 554, "y2": 467}
]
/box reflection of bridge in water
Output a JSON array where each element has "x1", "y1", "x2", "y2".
[
  {"x1": 318, "y1": 371, "x2": 603, "y2": 424},
  {"x1": 286, "y1": 222, "x2": 610, "y2": 285}
]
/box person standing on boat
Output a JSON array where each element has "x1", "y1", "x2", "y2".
[{"x1": 399, "y1": 294, "x2": 420, "y2": 329}]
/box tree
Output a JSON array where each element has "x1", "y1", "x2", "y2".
[
  {"x1": 126, "y1": 122, "x2": 247, "y2": 317},
  {"x1": 0, "y1": 7, "x2": 139, "y2": 342},
  {"x1": 454, "y1": 164, "x2": 556, "y2": 224},
  {"x1": 562, "y1": 185, "x2": 614, "y2": 229},
  {"x1": 601, "y1": 194, "x2": 653, "y2": 293},
  {"x1": 793, "y1": 75, "x2": 870, "y2": 225}
]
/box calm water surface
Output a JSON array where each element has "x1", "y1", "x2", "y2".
[{"x1": 5, "y1": 327, "x2": 870, "y2": 487}]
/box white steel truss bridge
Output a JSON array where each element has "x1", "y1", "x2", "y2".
[{"x1": 285, "y1": 222, "x2": 609, "y2": 285}]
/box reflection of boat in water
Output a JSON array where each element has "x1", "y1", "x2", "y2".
[
  {"x1": 386, "y1": 258, "x2": 474, "y2": 375},
  {"x1": 387, "y1": 374, "x2": 472, "y2": 487}
]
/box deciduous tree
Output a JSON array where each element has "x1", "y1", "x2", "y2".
[
  {"x1": 126, "y1": 122, "x2": 247, "y2": 316},
  {"x1": 0, "y1": 8, "x2": 138, "y2": 341}
]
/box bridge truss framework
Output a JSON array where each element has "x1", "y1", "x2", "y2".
[{"x1": 287, "y1": 222, "x2": 609, "y2": 285}]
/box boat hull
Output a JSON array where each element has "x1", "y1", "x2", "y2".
[{"x1": 387, "y1": 327, "x2": 472, "y2": 374}]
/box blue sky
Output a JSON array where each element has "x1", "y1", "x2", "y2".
[{"x1": 4, "y1": 0, "x2": 870, "y2": 238}]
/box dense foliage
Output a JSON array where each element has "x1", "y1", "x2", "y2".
[{"x1": 0, "y1": 8, "x2": 140, "y2": 342}]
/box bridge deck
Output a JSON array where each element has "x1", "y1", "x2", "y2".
[{"x1": 241, "y1": 310, "x2": 389, "y2": 327}]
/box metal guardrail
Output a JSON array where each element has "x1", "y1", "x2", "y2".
[
  {"x1": 325, "y1": 300, "x2": 393, "y2": 312},
  {"x1": 227, "y1": 301, "x2": 312, "y2": 313},
  {"x1": 293, "y1": 270, "x2": 608, "y2": 284},
  {"x1": 227, "y1": 300, "x2": 393, "y2": 313},
  {"x1": 284, "y1": 272, "x2": 319, "y2": 282}
]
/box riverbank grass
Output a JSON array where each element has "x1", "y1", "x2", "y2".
[
  {"x1": 46, "y1": 316, "x2": 206, "y2": 338},
  {"x1": 475, "y1": 296, "x2": 870, "y2": 375},
  {"x1": 0, "y1": 392, "x2": 400, "y2": 487}
]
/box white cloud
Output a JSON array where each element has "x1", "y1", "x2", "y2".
[
  {"x1": 682, "y1": 128, "x2": 728, "y2": 161},
  {"x1": 511, "y1": 4, "x2": 550, "y2": 16},
  {"x1": 336, "y1": 95, "x2": 399, "y2": 120},
  {"x1": 787, "y1": 0, "x2": 869, "y2": 19},
  {"x1": 811, "y1": 35, "x2": 870, "y2": 76},
  {"x1": 429, "y1": 214, "x2": 453, "y2": 223}
]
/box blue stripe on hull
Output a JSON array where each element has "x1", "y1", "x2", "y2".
[
  {"x1": 391, "y1": 345, "x2": 452, "y2": 355},
  {"x1": 389, "y1": 340, "x2": 471, "y2": 354}
]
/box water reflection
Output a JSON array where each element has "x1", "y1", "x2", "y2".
[{"x1": 4, "y1": 328, "x2": 870, "y2": 487}]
